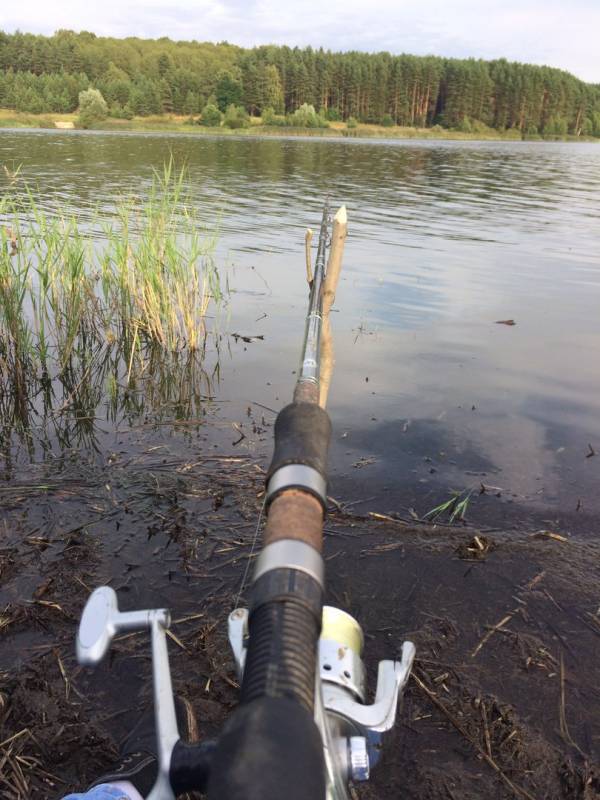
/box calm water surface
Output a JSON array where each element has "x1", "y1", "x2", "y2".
[{"x1": 1, "y1": 130, "x2": 599, "y2": 528}]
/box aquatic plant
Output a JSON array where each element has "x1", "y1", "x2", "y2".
[{"x1": 0, "y1": 161, "x2": 223, "y2": 448}]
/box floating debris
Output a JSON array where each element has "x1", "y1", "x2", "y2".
[{"x1": 456, "y1": 534, "x2": 494, "y2": 560}]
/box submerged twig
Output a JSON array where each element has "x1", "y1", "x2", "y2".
[{"x1": 471, "y1": 612, "x2": 515, "y2": 658}]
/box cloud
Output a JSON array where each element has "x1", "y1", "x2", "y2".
[{"x1": 1, "y1": 0, "x2": 598, "y2": 82}]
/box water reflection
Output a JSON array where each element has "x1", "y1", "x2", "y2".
[
  {"x1": 0, "y1": 335, "x2": 221, "y2": 475},
  {"x1": 1, "y1": 131, "x2": 599, "y2": 519}
]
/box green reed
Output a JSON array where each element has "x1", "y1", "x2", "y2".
[
  {"x1": 0, "y1": 162, "x2": 222, "y2": 437},
  {"x1": 1, "y1": 165, "x2": 221, "y2": 359},
  {"x1": 101, "y1": 161, "x2": 221, "y2": 355}
]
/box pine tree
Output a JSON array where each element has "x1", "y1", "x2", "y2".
[
  {"x1": 0, "y1": 30, "x2": 597, "y2": 135},
  {"x1": 182, "y1": 90, "x2": 198, "y2": 116},
  {"x1": 215, "y1": 70, "x2": 243, "y2": 112}
]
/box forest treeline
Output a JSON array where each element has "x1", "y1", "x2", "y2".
[{"x1": 1, "y1": 29, "x2": 600, "y2": 135}]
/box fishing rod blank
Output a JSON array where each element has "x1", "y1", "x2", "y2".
[{"x1": 298, "y1": 202, "x2": 330, "y2": 388}]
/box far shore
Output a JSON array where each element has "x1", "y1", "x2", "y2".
[{"x1": 1, "y1": 109, "x2": 596, "y2": 143}]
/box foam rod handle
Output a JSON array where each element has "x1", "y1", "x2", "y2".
[
  {"x1": 267, "y1": 402, "x2": 332, "y2": 483},
  {"x1": 207, "y1": 697, "x2": 326, "y2": 800}
]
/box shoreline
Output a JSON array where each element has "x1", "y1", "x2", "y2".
[
  {"x1": 1, "y1": 110, "x2": 596, "y2": 144},
  {"x1": 1, "y1": 425, "x2": 598, "y2": 798}
]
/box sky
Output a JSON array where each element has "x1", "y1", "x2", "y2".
[{"x1": 1, "y1": 0, "x2": 599, "y2": 83}]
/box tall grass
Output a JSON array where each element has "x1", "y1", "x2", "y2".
[{"x1": 0, "y1": 162, "x2": 223, "y2": 442}]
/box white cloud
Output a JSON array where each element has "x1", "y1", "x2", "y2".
[{"x1": 1, "y1": 0, "x2": 598, "y2": 82}]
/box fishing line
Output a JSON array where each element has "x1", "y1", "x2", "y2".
[{"x1": 233, "y1": 496, "x2": 266, "y2": 610}]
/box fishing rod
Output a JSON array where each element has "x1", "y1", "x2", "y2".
[
  {"x1": 297, "y1": 200, "x2": 330, "y2": 391},
  {"x1": 74, "y1": 202, "x2": 415, "y2": 800}
]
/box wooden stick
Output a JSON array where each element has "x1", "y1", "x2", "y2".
[
  {"x1": 471, "y1": 612, "x2": 514, "y2": 658},
  {"x1": 305, "y1": 228, "x2": 313, "y2": 285},
  {"x1": 319, "y1": 205, "x2": 347, "y2": 408}
]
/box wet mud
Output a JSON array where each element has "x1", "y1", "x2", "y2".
[{"x1": 0, "y1": 418, "x2": 599, "y2": 799}]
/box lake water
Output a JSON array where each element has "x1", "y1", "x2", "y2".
[{"x1": 1, "y1": 130, "x2": 600, "y2": 531}]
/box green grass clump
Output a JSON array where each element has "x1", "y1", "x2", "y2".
[{"x1": 423, "y1": 490, "x2": 472, "y2": 523}]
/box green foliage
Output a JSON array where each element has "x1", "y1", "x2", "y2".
[
  {"x1": 424, "y1": 491, "x2": 472, "y2": 524},
  {"x1": 199, "y1": 102, "x2": 222, "y2": 127},
  {"x1": 524, "y1": 121, "x2": 539, "y2": 137},
  {"x1": 129, "y1": 77, "x2": 161, "y2": 116},
  {"x1": 108, "y1": 103, "x2": 124, "y2": 118},
  {"x1": 261, "y1": 107, "x2": 286, "y2": 126},
  {"x1": 581, "y1": 118, "x2": 593, "y2": 136},
  {"x1": 0, "y1": 69, "x2": 88, "y2": 113},
  {"x1": 544, "y1": 115, "x2": 568, "y2": 137},
  {"x1": 0, "y1": 30, "x2": 598, "y2": 137},
  {"x1": 157, "y1": 52, "x2": 173, "y2": 78},
  {"x1": 215, "y1": 70, "x2": 243, "y2": 112},
  {"x1": 182, "y1": 90, "x2": 200, "y2": 116},
  {"x1": 223, "y1": 103, "x2": 249, "y2": 129},
  {"x1": 381, "y1": 114, "x2": 394, "y2": 127},
  {"x1": 287, "y1": 103, "x2": 328, "y2": 128},
  {"x1": 456, "y1": 116, "x2": 472, "y2": 133},
  {"x1": 77, "y1": 87, "x2": 107, "y2": 128},
  {"x1": 453, "y1": 117, "x2": 495, "y2": 135},
  {"x1": 346, "y1": 116, "x2": 358, "y2": 129},
  {"x1": 469, "y1": 119, "x2": 493, "y2": 134},
  {"x1": 240, "y1": 59, "x2": 284, "y2": 114},
  {"x1": 0, "y1": 162, "x2": 222, "y2": 429},
  {"x1": 261, "y1": 65, "x2": 284, "y2": 113}
]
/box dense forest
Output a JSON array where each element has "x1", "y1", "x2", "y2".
[{"x1": 1, "y1": 29, "x2": 599, "y2": 135}]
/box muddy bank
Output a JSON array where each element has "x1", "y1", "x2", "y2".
[
  {"x1": 0, "y1": 430, "x2": 599, "y2": 799},
  {"x1": 344, "y1": 519, "x2": 600, "y2": 800}
]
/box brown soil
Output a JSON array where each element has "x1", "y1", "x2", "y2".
[{"x1": 1, "y1": 433, "x2": 599, "y2": 799}]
